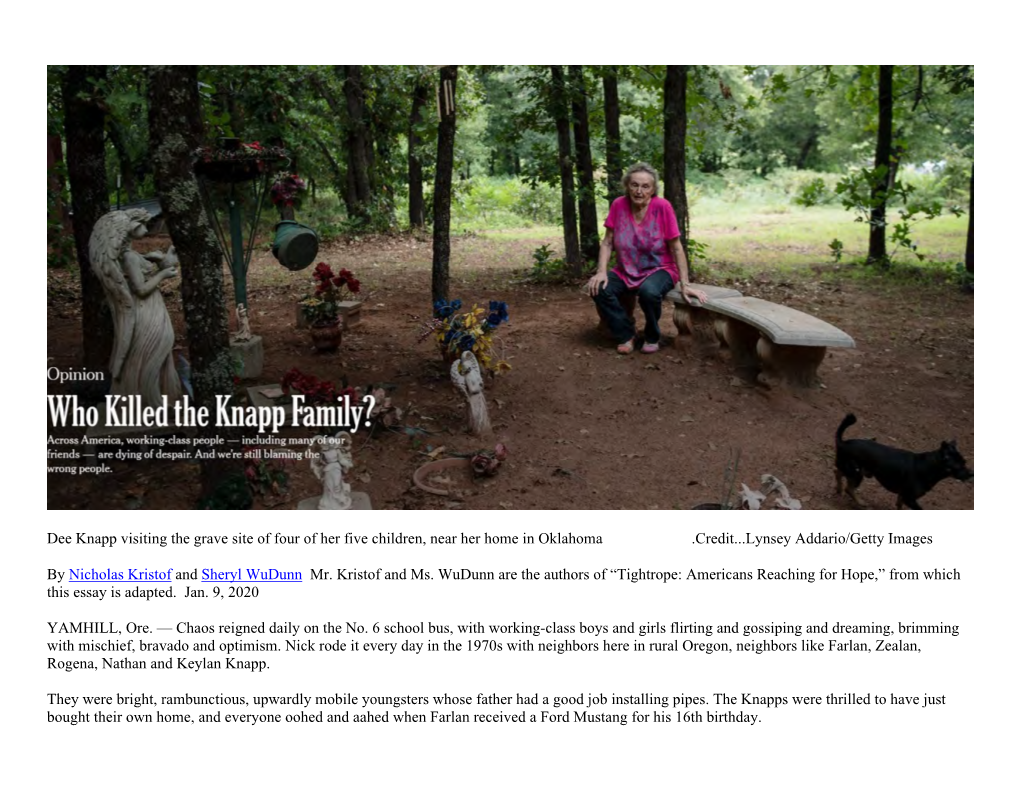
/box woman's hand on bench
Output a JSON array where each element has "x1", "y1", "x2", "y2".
[{"x1": 680, "y1": 284, "x2": 709, "y2": 304}]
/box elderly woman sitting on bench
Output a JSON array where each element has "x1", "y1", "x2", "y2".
[{"x1": 587, "y1": 163, "x2": 708, "y2": 354}]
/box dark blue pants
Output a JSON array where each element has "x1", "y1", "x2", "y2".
[{"x1": 592, "y1": 269, "x2": 674, "y2": 344}]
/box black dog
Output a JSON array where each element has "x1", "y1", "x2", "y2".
[{"x1": 835, "y1": 414, "x2": 973, "y2": 509}]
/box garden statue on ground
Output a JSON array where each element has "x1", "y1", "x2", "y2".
[
  {"x1": 309, "y1": 431, "x2": 354, "y2": 510},
  {"x1": 233, "y1": 303, "x2": 252, "y2": 343},
  {"x1": 451, "y1": 351, "x2": 491, "y2": 436},
  {"x1": 89, "y1": 208, "x2": 182, "y2": 409}
]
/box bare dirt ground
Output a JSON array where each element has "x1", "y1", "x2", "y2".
[{"x1": 46, "y1": 231, "x2": 975, "y2": 510}]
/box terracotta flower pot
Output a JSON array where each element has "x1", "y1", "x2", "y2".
[{"x1": 310, "y1": 321, "x2": 343, "y2": 352}]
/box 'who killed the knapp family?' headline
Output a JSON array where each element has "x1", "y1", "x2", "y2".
[{"x1": 47, "y1": 394, "x2": 376, "y2": 434}]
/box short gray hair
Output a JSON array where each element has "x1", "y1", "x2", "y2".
[{"x1": 622, "y1": 162, "x2": 659, "y2": 196}]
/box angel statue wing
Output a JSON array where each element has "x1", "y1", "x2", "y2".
[
  {"x1": 450, "y1": 351, "x2": 483, "y2": 397},
  {"x1": 308, "y1": 435, "x2": 327, "y2": 482},
  {"x1": 331, "y1": 432, "x2": 354, "y2": 469}
]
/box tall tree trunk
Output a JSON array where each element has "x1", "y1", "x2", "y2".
[
  {"x1": 408, "y1": 81, "x2": 428, "y2": 229},
  {"x1": 432, "y1": 66, "x2": 458, "y2": 304},
  {"x1": 664, "y1": 65, "x2": 691, "y2": 266},
  {"x1": 965, "y1": 165, "x2": 974, "y2": 275},
  {"x1": 868, "y1": 64, "x2": 894, "y2": 266},
  {"x1": 313, "y1": 137, "x2": 344, "y2": 196},
  {"x1": 550, "y1": 66, "x2": 581, "y2": 276},
  {"x1": 341, "y1": 65, "x2": 372, "y2": 218},
  {"x1": 603, "y1": 67, "x2": 623, "y2": 205},
  {"x1": 796, "y1": 132, "x2": 818, "y2": 170},
  {"x1": 107, "y1": 120, "x2": 138, "y2": 204},
  {"x1": 63, "y1": 65, "x2": 113, "y2": 371},
  {"x1": 47, "y1": 133, "x2": 71, "y2": 235},
  {"x1": 309, "y1": 74, "x2": 355, "y2": 217},
  {"x1": 148, "y1": 65, "x2": 247, "y2": 505},
  {"x1": 365, "y1": 119, "x2": 378, "y2": 191},
  {"x1": 569, "y1": 66, "x2": 599, "y2": 263}
]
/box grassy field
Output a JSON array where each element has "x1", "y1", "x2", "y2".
[{"x1": 469, "y1": 202, "x2": 968, "y2": 270}]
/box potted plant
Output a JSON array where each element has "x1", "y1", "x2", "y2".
[
  {"x1": 193, "y1": 139, "x2": 288, "y2": 184},
  {"x1": 300, "y1": 263, "x2": 361, "y2": 352},
  {"x1": 421, "y1": 299, "x2": 511, "y2": 374},
  {"x1": 270, "y1": 173, "x2": 307, "y2": 215}
]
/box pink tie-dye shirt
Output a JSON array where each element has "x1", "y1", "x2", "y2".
[{"x1": 604, "y1": 196, "x2": 681, "y2": 288}]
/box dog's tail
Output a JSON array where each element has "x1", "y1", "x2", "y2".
[{"x1": 837, "y1": 413, "x2": 857, "y2": 444}]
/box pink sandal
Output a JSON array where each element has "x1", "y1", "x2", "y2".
[
  {"x1": 641, "y1": 342, "x2": 659, "y2": 354},
  {"x1": 616, "y1": 338, "x2": 635, "y2": 355}
]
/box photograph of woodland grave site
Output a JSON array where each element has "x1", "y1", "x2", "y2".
[{"x1": 46, "y1": 66, "x2": 974, "y2": 510}]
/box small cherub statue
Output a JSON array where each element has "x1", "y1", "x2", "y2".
[
  {"x1": 309, "y1": 431, "x2": 354, "y2": 510},
  {"x1": 451, "y1": 350, "x2": 491, "y2": 436},
  {"x1": 233, "y1": 303, "x2": 252, "y2": 343}
]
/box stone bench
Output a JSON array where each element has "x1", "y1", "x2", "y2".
[
  {"x1": 598, "y1": 283, "x2": 742, "y2": 339},
  {"x1": 599, "y1": 283, "x2": 853, "y2": 386},
  {"x1": 693, "y1": 296, "x2": 855, "y2": 386},
  {"x1": 666, "y1": 284, "x2": 743, "y2": 337}
]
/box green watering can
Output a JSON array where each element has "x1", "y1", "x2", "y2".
[{"x1": 272, "y1": 220, "x2": 319, "y2": 271}]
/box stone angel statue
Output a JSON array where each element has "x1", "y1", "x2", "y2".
[
  {"x1": 89, "y1": 209, "x2": 181, "y2": 408},
  {"x1": 450, "y1": 350, "x2": 491, "y2": 436},
  {"x1": 309, "y1": 431, "x2": 354, "y2": 510}
]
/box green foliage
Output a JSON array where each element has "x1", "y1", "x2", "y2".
[
  {"x1": 196, "y1": 473, "x2": 254, "y2": 510},
  {"x1": 686, "y1": 237, "x2": 710, "y2": 263},
  {"x1": 526, "y1": 243, "x2": 569, "y2": 282},
  {"x1": 898, "y1": 164, "x2": 970, "y2": 206},
  {"x1": 833, "y1": 165, "x2": 963, "y2": 263},
  {"x1": 47, "y1": 66, "x2": 66, "y2": 135},
  {"x1": 450, "y1": 176, "x2": 561, "y2": 230},
  {"x1": 688, "y1": 168, "x2": 838, "y2": 208},
  {"x1": 732, "y1": 66, "x2": 973, "y2": 179},
  {"x1": 47, "y1": 160, "x2": 75, "y2": 267},
  {"x1": 47, "y1": 219, "x2": 75, "y2": 268},
  {"x1": 793, "y1": 177, "x2": 830, "y2": 207},
  {"x1": 294, "y1": 190, "x2": 351, "y2": 242},
  {"x1": 828, "y1": 238, "x2": 844, "y2": 263},
  {"x1": 44, "y1": 65, "x2": 973, "y2": 253},
  {"x1": 244, "y1": 449, "x2": 290, "y2": 497},
  {"x1": 513, "y1": 180, "x2": 562, "y2": 224},
  {"x1": 955, "y1": 262, "x2": 974, "y2": 291}
]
